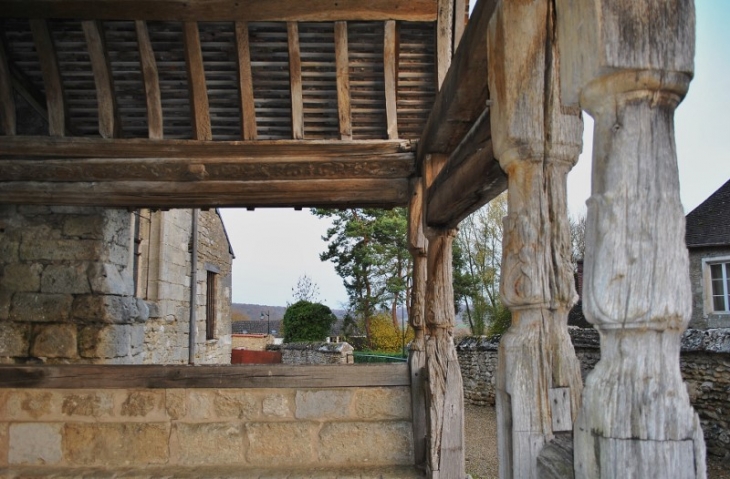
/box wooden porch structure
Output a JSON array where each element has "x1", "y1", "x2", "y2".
[{"x1": 0, "y1": 0, "x2": 707, "y2": 476}]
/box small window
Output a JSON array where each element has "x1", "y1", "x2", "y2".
[
  {"x1": 709, "y1": 261, "x2": 730, "y2": 313},
  {"x1": 206, "y1": 271, "x2": 218, "y2": 339}
]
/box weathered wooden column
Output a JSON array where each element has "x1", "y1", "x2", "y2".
[
  {"x1": 555, "y1": 0, "x2": 707, "y2": 477},
  {"x1": 487, "y1": 0, "x2": 584, "y2": 477}
]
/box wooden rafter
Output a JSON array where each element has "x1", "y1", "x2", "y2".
[
  {"x1": 334, "y1": 21, "x2": 351, "y2": 141},
  {"x1": 29, "y1": 19, "x2": 66, "y2": 137},
  {"x1": 82, "y1": 20, "x2": 120, "y2": 139},
  {"x1": 235, "y1": 22, "x2": 257, "y2": 141},
  {"x1": 383, "y1": 20, "x2": 399, "y2": 140},
  {"x1": 0, "y1": 0, "x2": 438, "y2": 22},
  {"x1": 0, "y1": 36, "x2": 15, "y2": 135},
  {"x1": 135, "y1": 20, "x2": 163, "y2": 140},
  {"x1": 287, "y1": 22, "x2": 304, "y2": 140},
  {"x1": 183, "y1": 21, "x2": 212, "y2": 141}
]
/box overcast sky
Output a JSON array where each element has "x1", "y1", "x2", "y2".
[{"x1": 220, "y1": 1, "x2": 730, "y2": 308}]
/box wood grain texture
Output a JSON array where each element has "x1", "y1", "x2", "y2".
[
  {"x1": 287, "y1": 22, "x2": 304, "y2": 140},
  {"x1": 0, "y1": 0, "x2": 438, "y2": 22},
  {"x1": 0, "y1": 36, "x2": 15, "y2": 135},
  {"x1": 83, "y1": 20, "x2": 120, "y2": 139},
  {"x1": 29, "y1": 19, "x2": 66, "y2": 137},
  {"x1": 0, "y1": 363, "x2": 409, "y2": 389},
  {"x1": 183, "y1": 21, "x2": 212, "y2": 141},
  {"x1": 135, "y1": 20, "x2": 163, "y2": 139},
  {"x1": 235, "y1": 21, "x2": 257, "y2": 140},
  {"x1": 435, "y1": 0, "x2": 453, "y2": 90},
  {"x1": 409, "y1": 348, "x2": 427, "y2": 469},
  {"x1": 334, "y1": 21, "x2": 351, "y2": 140},
  {"x1": 383, "y1": 20, "x2": 399, "y2": 140},
  {"x1": 452, "y1": 0, "x2": 467, "y2": 52}
]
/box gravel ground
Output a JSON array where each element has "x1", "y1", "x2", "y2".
[{"x1": 464, "y1": 404, "x2": 730, "y2": 479}]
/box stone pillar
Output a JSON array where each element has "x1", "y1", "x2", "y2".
[
  {"x1": 555, "y1": 0, "x2": 706, "y2": 477},
  {"x1": 487, "y1": 0, "x2": 584, "y2": 477}
]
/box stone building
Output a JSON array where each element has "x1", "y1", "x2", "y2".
[
  {"x1": 686, "y1": 178, "x2": 730, "y2": 329},
  {"x1": 0, "y1": 206, "x2": 234, "y2": 364}
]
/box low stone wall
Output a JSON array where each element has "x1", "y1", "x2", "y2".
[
  {"x1": 270, "y1": 342, "x2": 355, "y2": 365},
  {"x1": 0, "y1": 383, "x2": 414, "y2": 475},
  {"x1": 457, "y1": 328, "x2": 730, "y2": 458}
]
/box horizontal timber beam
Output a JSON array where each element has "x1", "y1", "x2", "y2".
[
  {"x1": 0, "y1": 0, "x2": 437, "y2": 21},
  {"x1": 0, "y1": 364, "x2": 410, "y2": 389}
]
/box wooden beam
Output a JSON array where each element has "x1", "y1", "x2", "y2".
[
  {"x1": 0, "y1": 0, "x2": 438, "y2": 22},
  {"x1": 183, "y1": 21, "x2": 212, "y2": 141},
  {"x1": 426, "y1": 108, "x2": 506, "y2": 228},
  {"x1": 0, "y1": 36, "x2": 15, "y2": 135},
  {"x1": 287, "y1": 22, "x2": 304, "y2": 140},
  {"x1": 235, "y1": 21, "x2": 257, "y2": 140},
  {"x1": 0, "y1": 178, "x2": 411, "y2": 208},
  {"x1": 435, "y1": 0, "x2": 454, "y2": 89},
  {"x1": 334, "y1": 21, "x2": 351, "y2": 141},
  {"x1": 0, "y1": 363, "x2": 410, "y2": 389},
  {"x1": 135, "y1": 20, "x2": 163, "y2": 139},
  {"x1": 453, "y1": 0, "x2": 467, "y2": 52},
  {"x1": 29, "y1": 19, "x2": 66, "y2": 137},
  {"x1": 418, "y1": 0, "x2": 498, "y2": 165},
  {"x1": 383, "y1": 20, "x2": 398, "y2": 140},
  {"x1": 82, "y1": 20, "x2": 120, "y2": 138}
]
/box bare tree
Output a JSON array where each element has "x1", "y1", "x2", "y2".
[
  {"x1": 569, "y1": 212, "x2": 586, "y2": 264},
  {"x1": 291, "y1": 274, "x2": 320, "y2": 303}
]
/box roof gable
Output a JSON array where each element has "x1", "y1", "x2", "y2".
[{"x1": 685, "y1": 178, "x2": 730, "y2": 247}]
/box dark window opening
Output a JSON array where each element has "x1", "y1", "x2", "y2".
[{"x1": 206, "y1": 270, "x2": 218, "y2": 339}]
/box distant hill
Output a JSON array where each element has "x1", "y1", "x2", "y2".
[{"x1": 231, "y1": 303, "x2": 346, "y2": 321}]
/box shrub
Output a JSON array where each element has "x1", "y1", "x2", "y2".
[
  {"x1": 282, "y1": 300, "x2": 337, "y2": 343},
  {"x1": 368, "y1": 313, "x2": 414, "y2": 353}
]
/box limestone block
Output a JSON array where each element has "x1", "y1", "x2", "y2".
[
  {"x1": 63, "y1": 423, "x2": 169, "y2": 466},
  {"x1": 0, "y1": 235, "x2": 20, "y2": 263},
  {"x1": 295, "y1": 389, "x2": 352, "y2": 420},
  {"x1": 0, "y1": 263, "x2": 42, "y2": 292},
  {"x1": 0, "y1": 290, "x2": 11, "y2": 321},
  {"x1": 40, "y1": 264, "x2": 90, "y2": 294},
  {"x1": 6, "y1": 391, "x2": 55, "y2": 420},
  {"x1": 78, "y1": 324, "x2": 131, "y2": 359},
  {"x1": 213, "y1": 390, "x2": 259, "y2": 419},
  {"x1": 86, "y1": 262, "x2": 129, "y2": 296},
  {"x1": 165, "y1": 389, "x2": 187, "y2": 420},
  {"x1": 120, "y1": 390, "x2": 165, "y2": 419},
  {"x1": 8, "y1": 423, "x2": 63, "y2": 465},
  {"x1": 184, "y1": 390, "x2": 216, "y2": 421},
  {"x1": 246, "y1": 422, "x2": 317, "y2": 466},
  {"x1": 72, "y1": 295, "x2": 145, "y2": 323},
  {"x1": 0, "y1": 422, "x2": 7, "y2": 467},
  {"x1": 0, "y1": 322, "x2": 30, "y2": 357},
  {"x1": 62, "y1": 215, "x2": 104, "y2": 239},
  {"x1": 19, "y1": 239, "x2": 102, "y2": 262},
  {"x1": 102, "y1": 243, "x2": 130, "y2": 267},
  {"x1": 9, "y1": 293, "x2": 73, "y2": 322},
  {"x1": 262, "y1": 393, "x2": 293, "y2": 418},
  {"x1": 50, "y1": 206, "x2": 99, "y2": 215},
  {"x1": 30, "y1": 323, "x2": 78, "y2": 359},
  {"x1": 318, "y1": 421, "x2": 413, "y2": 465},
  {"x1": 354, "y1": 387, "x2": 411, "y2": 420},
  {"x1": 61, "y1": 392, "x2": 115, "y2": 419},
  {"x1": 170, "y1": 422, "x2": 246, "y2": 465}
]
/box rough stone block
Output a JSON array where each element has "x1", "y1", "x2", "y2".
[
  {"x1": 262, "y1": 393, "x2": 293, "y2": 418},
  {"x1": 0, "y1": 322, "x2": 31, "y2": 357},
  {"x1": 19, "y1": 239, "x2": 102, "y2": 262},
  {"x1": 78, "y1": 324, "x2": 131, "y2": 359},
  {"x1": 88, "y1": 263, "x2": 132, "y2": 296},
  {"x1": 41, "y1": 264, "x2": 90, "y2": 294},
  {"x1": 31, "y1": 323, "x2": 78, "y2": 359},
  {"x1": 61, "y1": 392, "x2": 115, "y2": 418},
  {"x1": 318, "y1": 421, "x2": 413, "y2": 465},
  {"x1": 0, "y1": 422, "x2": 7, "y2": 467},
  {"x1": 165, "y1": 390, "x2": 187, "y2": 420},
  {"x1": 170, "y1": 422, "x2": 246, "y2": 465},
  {"x1": 184, "y1": 390, "x2": 216, "y2": 421},
  {"x1": 0, "y1": 263, "x2": 42, "y2": 292},
  {"x1": 295, "y1": 389, "x2": 352, "y2": 420},
  {"x1": 63, "y1": 423, "x2": 169, "y2": 466},
  {"x1": 9, "y1": 293, "x2": 73, "y2": 322},
  {"x1": 247, "y1": 422, "x2": 316, "y2": 466},
  {"x1": 72, "y1": 295, "x2": 145, "y2": 324},
  {"x1": 0, "y1": 236, "x2": 20, "y2": 263},
  {"x1": 8, "y1": 423, "x2": 63, "y2": 465},
  {"x1": 0, "y1": 290, "x2": 12, "y2": 320},
  {"x1": 120, "y1": 390, "x2": 164, "y2": 419},
  {"x1": 50, "y1": 206, "x2": 100, "y2": 215},
  {"x1": 354, "y1": 387, "x2": 411, "y2": 420},
  {"x1": 6, "y1": 391, "x2": 55, "y2": 420},
  {"x1": 63, "y1": 215, "x2": 104, "y2": 239},
  {"x1": 213, "y1": 390, "x2": 259, "y2": 419}
]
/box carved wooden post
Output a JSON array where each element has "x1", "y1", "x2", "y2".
[
  {"x1": 487, "y1": 0, "x2": 583, "y2": 477},
  {"x1": 555, "y1": 0, "x2": 707, "y2": 477}
]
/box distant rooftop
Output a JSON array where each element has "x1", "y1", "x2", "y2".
[{"x1": 685, "y1": 178, "x2": 730, "y2": 248}]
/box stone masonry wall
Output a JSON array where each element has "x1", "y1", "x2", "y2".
[
  {"x1": 0, "y1": 385, "x2": 414, "y2": 475},
  {"x1": 0, "y1": 206, "x2": 148, "y2": 364},
  {"x1": 457, "y1": 328, "x2": 730, "y2": 458},
  {"x1": 688, "y1": 246, "x2": 730, "y2": 329},
  {"x1": 270, "y1": 342, "x2": 355, "y2": 365}
]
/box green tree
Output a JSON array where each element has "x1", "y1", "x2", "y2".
[{"x1": 282, "y1": 300, "x2": 336, "y2": 343}]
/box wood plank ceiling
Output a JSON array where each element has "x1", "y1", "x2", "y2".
[{"x1": 0, "y1": 1, "x2": 439, "y2": 208}]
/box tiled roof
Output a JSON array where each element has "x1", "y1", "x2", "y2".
[
  {"x1": 232, "y1": 320, "x2": 283, "y2": 336},
  {"x1": 685, "y1": 178, "x2": 730, "y2": 247}
]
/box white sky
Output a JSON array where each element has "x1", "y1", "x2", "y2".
[{"x1": 220, "y1": 1, "x2": 730, "y2": 308}]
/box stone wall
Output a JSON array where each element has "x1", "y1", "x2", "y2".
[
  {"x1": 688, "y1": 246, "x2": 730, "y2": 329},
  {"x1": 0, "y1": 385, "x2": 415, "y2": 475},
  {"x1": 231, "y1": 334, "x2": 273, "y2": 351},
  {"x1": 457, "y1": 328, "x2": 730, "y2": 458},
  {"x1": 270, "y1": 342, "x2": 355, "y2": 365}
]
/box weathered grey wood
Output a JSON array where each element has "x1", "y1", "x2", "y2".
[
  {"x1": 135, "y1": 20, "x2": 163, "y2": 139},
  {"x1": 287, "y1": 22, "x2": 304, "y2": 140},
  {"x1": 183, "y1": 21, "x2": 212, "y2": 141},
  {"x1": 30, "y1": 19, "x2": 66, "y2": 137},
  {"x1": 536, "y1": 433, "x2": 574, "y2": 479},
  {"x1": 334, "y1": 21, "x2": 351, "y2": 141},
  {"x1": 0, "y1": 37, "x2": 16, "y2": 135},
  {"x1": 235, "y1": 22, "x2": 257, "y2": 140},
  {"x1": 452, "y1": 0, "x2": 467, "y2": 52},
  {"x1": 0, "y1": 364, "x2": 409, "y2": 389},
  {"x1": 549, "y1": 388, "x2": 572, "y2": 433},
  {"x1": 384, "y1": 20, "x2": 399, "y2": 140},
  {"x1": 556, "y1": 1, "x2": 706, "y2": 477},
  {"x1": 435, "y1": 0, "x2": 453, "y2": 90},
  {"x1": 0, "y1": 0, "x2": 439, "y2": 22},
  {"x1": 83, "y1": 20, "x2": 120, "y2": 139}
]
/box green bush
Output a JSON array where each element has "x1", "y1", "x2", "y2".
[{"x1": 282, "y1": 300, "x2": 337, "y2": 343}]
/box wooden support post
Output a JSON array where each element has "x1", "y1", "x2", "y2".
[
  {"x1": 287, "y1": 22, "x2": 304, "y2": 140},
  {"x1": 0, "y1": 36, "x2": 15, "y2": 135},
  {"x1": 183, "y1": 21, "x2": 212, "y2": 141},
  {"x1": 30, "y1": 19, "x2": 66, "y2": 137},
  {"x1": 487, "y1": 0, "x2": 583, "y2": 477},
  {"x1": 235, "y1": 21, "x2": 257, "y2": 140},
  {"x1": 83, "y1": 20, "x2": 120, "y2": 138},
  {"x1": 555, "y1": 0, "x2": 706, "y2": 477},
  {"x1": 383, "y1": 20, "x2": 398, "y2": 140},
  {"x1": 453, "y1": 0, "x2": 467, "y2": 52},
  {"x1": 135, "y1": 21, "x2": 163, "y2": 139},
  {"x1": 334, "y1": 21, "x2": 351, "y2": 141},
  {"x1": 435, "y1": 0, "x2": 454, "y2": 89}
]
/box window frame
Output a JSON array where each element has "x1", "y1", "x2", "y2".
[
  {"x1": 702, "y1": 255, "x2": 730, "y2": 315},
  {"x1": 205, "y1": 266, "x2": 219, "y2": 340}
]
